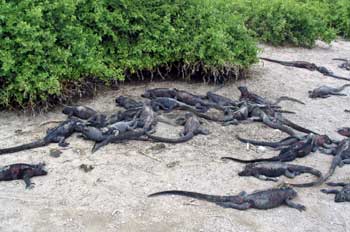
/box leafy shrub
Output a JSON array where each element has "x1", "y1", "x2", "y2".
[
  {"x1": 316, "y1": 0, "x2": 350, "y2": 38},
  {"x1": 230, "y1": 0, "x2": 337, "y2": 47},
  {"x1": 0, "y1": 0, "x2": 258, "y2": 109}
]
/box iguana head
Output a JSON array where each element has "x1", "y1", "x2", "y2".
[
  {"x1": 33, "y1": 163, "x2": 48, "y2": 176},
  {"x1": 335, "y1": 189, "x2": 350, "y2": 202},
  {"x1": 62, "y1": 106, "x2": 74, "y2": 115},
  {"x1": 337, "y1": 127, "x2": 350, "y2": 138}
]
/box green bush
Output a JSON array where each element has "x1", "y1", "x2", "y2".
[
  {"x1": 2, "y1": 0, "x2": 349, "y2": 109},
  {"x1": 231, "y1": 0, "x2": 337, "y2": 47},
  {"x1": 0, "y1": 0, "x2": 258, "y2": 109},
  {"x1": 317, "y1": 0, "x2": 350, "y2": 38}
]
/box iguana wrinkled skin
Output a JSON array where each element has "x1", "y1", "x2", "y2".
[
  {"x1": 141, "y1": 88, "x2": 178, "y2": 99},
  {"x1": 0, "y1": 163, "x2": 47, "y2": 189},
  {"x1": 146, "y1": 113, "x2": 209, "y2": 143},
  {"x1": 115, "y1": 96, "x2": 143, "y2": 110},
  {"x1": 148, "y1": 186, "x2": 305, "y2": 211},
  {"x1": 135, "y1": 100, "x2": 157, "y2": 132},
  {"x1": 150, "y1": 97, "x2": 205, "y2": 113},
  {"x1": 92, "y1": 129, "x2": 146, "y2": 153},
  {"x1": 62, "y1": 106, "x2": 97, "y2": 120}
]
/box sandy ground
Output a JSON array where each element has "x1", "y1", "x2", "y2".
[{"x1": 1, "y1": 40, "x2": 350, "y2": 232}]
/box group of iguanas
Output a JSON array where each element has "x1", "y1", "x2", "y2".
[{"x1": 1, "y1": 57, "x2": 350, "y2": 212}]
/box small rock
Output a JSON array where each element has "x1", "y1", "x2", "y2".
[
  {"x1": 79, "y1": 164, "x2": 94, "y2": 172},
  {"x1": 49, "y1": 148, "x2": 62, "y2": 158},
  {"x1": 167, "y1": 161, "x2": 180, "y2": 168},
  {"x1": 14, "y1": 129, "x2": 23, "y2": 134}
]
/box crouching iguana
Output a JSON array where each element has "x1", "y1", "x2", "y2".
[
  {"x1": 0, "y1": 163, "x2": 47, "y2": 189},
  {"x1": 233, "y1": 161, "x2": 322, "y2": 187},
  {"x1": 148, "y1": 186, "x2": 305, "y2": 211},
  {"x1": 0, "y1": 119, "x2": 81, "y2": 155}
]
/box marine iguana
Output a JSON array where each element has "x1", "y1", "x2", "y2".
[
  {"x1": 107, "y1": 119, "x2": 137, "y2": 133},
  {"x1": 321, "y1": 182, "x2": 350, "y2": 202},
  {"x1": 249, "y1": 106, "x2": 297, "y2": 136},
  {"x1": 235, "y1": 161, "x2": 322, "y2": 187},
  {"x1": 206, "y1": 91, "x2": 241, "y2": 108},
  {"x1": 338, "y1": 127, "x2": 350, "y2": 137},
  {"x1": 150, "y1": 97, "x2": 205, "y2": 113},
  {"x1": 148, "y1": 186, "x2": 305, "y2": 211},
  {"x1": 115, "y1": 96, "x2": 143, "y2": 110},
  {"x1": 141, "y1": 88, "x2": 178, "y2": 99},
  {"x1": 135, "y1": 100, "x2": 157, "y2": 132},
  {"x1": 236, "y1": 134, "x2": 331, "y2": 150},
  {"x1": 308, "y1": 84, "x2": 350, "y2": 98},
  {"x1": 75, "y1": 124, "x2": 113, "y2": 142},
  {"x1": 238, "y1": 86, "x2": 305, "y2": 106},
  {"x1": 260, "y1": 57, "x2": 350, "y2": 81},
  {"x1": 0, "y1": 119, "x2": 81, "y2": 155},
  {"x1": 333, "y1": 58, "x2": 350, "y2": 71},
  {"x1": 62, "y1": 106, "x2": 97, "y2": 120},
  {"x1": 91, "y1": 129, "x2": 147, "y2": 153},
  {"x1": 222, "y1": 134, "x2": 315, "y2": 163},
  {"x1": 222, "y1": 103, "x2": 250, "y2": 125},
  {"x1": 146, "y1": 113, "x2": 209, "y2": 143},
  {"x1": 319, "y1": 138, "x2": 350, "y2": 184},
  {"x1": 108, "y1": 108, "x2": 141, "y2": 124},
  {"x1": 174, "y1": 89, "x2": 221, "y2": 111},
  {"x1": 0, "y1": 163, "x2": 47, "y2": 189},
  {"x1": 86, "y1": 113, "x2": 108, "y2": 128}
]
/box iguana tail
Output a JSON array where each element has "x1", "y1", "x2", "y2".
[
  {"x1": 0, "y1": 139, "x2": 48, "y2": 155},
  {"x1": 280, "y1": 117, "x2": 318, "y2": 135},
  {"x1": 148, "y1": 190, "x2": 237, "y2": 203},
  {"x1": 236, "y1": 135, "x2": 282, "y2": 148},
  {"x1": 324, "y1": 73, "x2": 350, "y2": 81},
  {"x1": 338, "y1": 84, "x2": 350, "y2": 91},
  {"x1": 260, "y1": 57, "x2": 294, "y2": 66},
  {"x1": 333, "y1": 58, "x2": 348, "y2": 62},
  {"x1": 287, "y1": 166, "x2": 323, "y2": 187},
  {"x1": 146, "y1": 132, "x2": 194, "y2": 144},
  {"x1": 221, "y1": 156, "x2": 279, "y2": 163},
  {"x1": 92, "y1": 130, "x2": 146, "y2": 153},
  {"x1": 273, "y1": 96, "x2": 305, "y2": 105}
]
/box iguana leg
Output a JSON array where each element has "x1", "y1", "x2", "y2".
[
  {"x1": 216, "y1": 201, "x2": 251, "y2": 210},
  {"x1": 285, "y1": 199, "x2": 306, "y2": 211},
  {"x1": 318, "y1": 147, "x2": 335, "y2": 155},
  {"x1": 330, "y1": 92, "x2": 347, "y2": 96},
  {"x1": 339, "y1": 159, "x2": 350, "y2": 166},
  {"x1": 197, "y1": 128, "x2": 210, "y2": 135},
  {"x1": 255, "y1": 175, "x2": 278, "y2": 182},
  {"x1": 238, "y1": 191, "x2": 248, "y2": 197},
  {"x1": 321, "y1": 189, "x2": 340, "y2": 194},
  {"x1": 222, "y1": 120, "x2": 239, "y2": 126},
  {"x1": 285, "y1": 170, "x2": 297, "y2": 178},
  {"x1": 58, "y1": 137, "x2": 69, "y2": 147},
  {"x1": 23, "y1": 172, "x2": 34, "y2": 189},
  {"x1": 327, "y1": 182, "x2": 347, "y2": 187}
]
